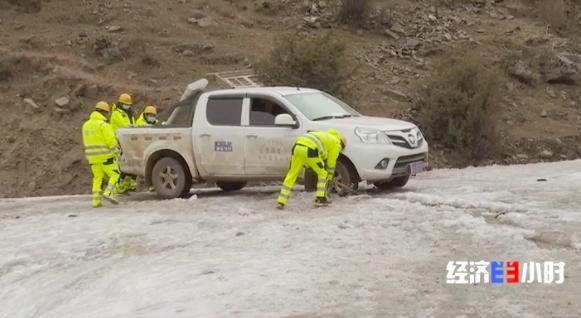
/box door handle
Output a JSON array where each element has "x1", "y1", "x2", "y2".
[
  {"x1": 200, "y1": 134, "x2": 211, "y2": 137},
  {"x1": 246, "y1": 135, "x2": 258, "y2": 139}
]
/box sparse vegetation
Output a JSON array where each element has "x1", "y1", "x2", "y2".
[
  {"x1": 0, "y1": 62, "x2": 12, "y2": 82},
  {"x1": 500, "y1": 50, "x2": 539, "y2": 86},
  {"x1": 416, "y1": 55, "x2": 502, "y2": 161},
  {"x1": 337, "y1": 0, "x2": 370, "y2": 26},
  {"x1": 4, "y1": 0, "x2": 42, "y2": 13},
  {"x1": 141, "y1": 54, "x2": 160, "y2": 67},
  {"x1": 257, "y1": 34, "x2": 355, "y2": 100}
]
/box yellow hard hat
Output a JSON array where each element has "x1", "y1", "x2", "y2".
[
  {"x1": 327, "y1": 129, "x2": 347, "y2": 149},
  {"x1": 118, "y1": 93, "x2": 133, "y2": 105},
  {"x1": 143, "y1": 105, "x2": 157, "y2": 115},
  {"x1": 95, "y1": 101, "x2": 110, "y2": 112}
]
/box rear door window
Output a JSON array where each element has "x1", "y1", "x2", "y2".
[{"x1": 206, "y1": 97, "x2": 243, "y2": 126}]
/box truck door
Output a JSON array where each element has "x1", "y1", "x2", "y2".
[
  {"x1": 194, "y1": 96, "x2": 246, "y2": 177},
  {"x1": 243, "y1": 96, "x2": 301, "y2": 177}
]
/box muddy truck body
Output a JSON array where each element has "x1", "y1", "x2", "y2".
[{"x1": 117, "y1": 80, "x2": 429, "y2": 198}]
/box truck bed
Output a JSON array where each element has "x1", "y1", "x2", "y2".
[{"x1": 117, "y1": 127, "x2": 194, "y2": 177}]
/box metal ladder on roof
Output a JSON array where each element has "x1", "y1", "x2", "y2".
[{"x1": 207, "y1": 69, "x2": 262, "y2": 88}]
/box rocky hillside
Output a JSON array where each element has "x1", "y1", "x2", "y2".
[{"x1": 1, "y1": 0, "x2": 581, "y2": 197}]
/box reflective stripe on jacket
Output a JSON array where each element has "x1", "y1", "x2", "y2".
[
  {"x1": 82, "y1": 111, "x2": 118, "y2": 164},
  {"x1": 296, "y1": 133, "x2": 326, "y2": 159},
  {"x1": 310, "y1": 131, "x2": 342, "y2": 175},
  {"x1": 295, "y1": 131, "x2": 342, "y2": 172}
]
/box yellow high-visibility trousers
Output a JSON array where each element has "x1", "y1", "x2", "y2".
[
  {"x1": 277, "y1": 145, "x2": 328, "y2": 206},
  {"x1": 90, "y1": 161, "x2": 120, "y2": 207}
]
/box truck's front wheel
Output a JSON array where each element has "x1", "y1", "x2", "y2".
[
  {"x1": 332, "y1": 159, "x2": 359, "y2": 196},
  {"x1": 374, "y1": 175, "x2": 410, "y2": 190},
  {"x1": 152, "y1": 157, "x2": 192, "y2": 199}
]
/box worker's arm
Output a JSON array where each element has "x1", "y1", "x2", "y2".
[
  {"x1": 325, "y1": 141, "x2": 341, "y2": 180},
  {"x1": 109, "y1": 111, "x2": 124, "y2": 132},
  {"x1": 101, "y1": 122, "x2": 118, "y2": 152}
]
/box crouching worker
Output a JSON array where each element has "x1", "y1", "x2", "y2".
[
  {"x1": 82, "y1": 101, "x2": 120, "y2": 207},
  {"x1": 136, "y1": 105, "x2": 159, "y2": 126},
  {"x1": 277, "y1": 129, "x2": 346, "y2": 209}
]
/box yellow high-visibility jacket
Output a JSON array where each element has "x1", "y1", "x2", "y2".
[
  {"x1": 135, "y1": 113, "x2": 159, "y2": 126},
  {"x1": 295, "y1": 131, "x2": 342, "y2": 173},
  {"x1": 82, "y1": 111, "x2": 118, "y2": 164},
  {"x1": 110, "y1": 104, "x2": 135, "y2": 133}
]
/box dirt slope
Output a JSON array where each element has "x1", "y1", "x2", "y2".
[{"x1": 1, "y1": 0, "x2": 580, "y2": 197}]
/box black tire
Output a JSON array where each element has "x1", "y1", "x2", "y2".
[
  {"x1": 331, "y1": 158, "x2": 359, "y2": 196},
  {"x1": 151, "y1": 157, "x2": 191, "y2": 199},
  {"x1": 216, "y1": 181, "x2": 247, "y2": 192},
  {"x1": 374, "y1": 175, "x2": 410, "y2": 190},
  {"x1": 304, "y1": 168, "x2": 317, "y2": 192}
]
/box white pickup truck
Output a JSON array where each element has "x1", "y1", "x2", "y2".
[{"x1": 117, "y1": 79, "x2": 428, "y2": 199}]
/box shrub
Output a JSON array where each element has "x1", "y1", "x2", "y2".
[
  {"x1": 256, "y1": 34, "x2": 355, "y2": 100},
  {"x1": 337, "y1": 0, "x2": 370, "y2": 26},
  {"x1": 0, "y1": 62, "x2": 12, "y2": 82},
  {"x1": 500, "y1": 50, "x2": 539, "y2": 86},
  {"x1": 416, "y1": 55, "x2": 502, "y2": 161}
]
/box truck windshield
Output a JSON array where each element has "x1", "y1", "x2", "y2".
[{"x1": 285, "y1": 92, "x2": 361, "y2": 121}]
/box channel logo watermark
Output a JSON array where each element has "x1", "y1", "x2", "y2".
[{"x1": 446, "y1": 261, "x2": 565, "y2": 284}]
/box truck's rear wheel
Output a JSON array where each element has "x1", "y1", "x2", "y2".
[
  {"x1": 304, "y1": 168, "x2": 317, "y2": 192},
  {"x1": 331, "y1": 159, "x2": 359, "y2": 196},
  {"x1": 152, "y1": 157, "x2": 191, "y2": 199},
  {"x1": 216, "y1": 181, "x2": 246, "y2": 192},
  {"x1": 374, "y1": 175, "x2": 410, "y2": 190}
]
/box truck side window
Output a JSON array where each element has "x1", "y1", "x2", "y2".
[
  {"x1": 207, "y1": 97, "x2": 243, "y2": 126},
  {"x1": 249, "y1": 98, "x2": 290, "y2": 126}
]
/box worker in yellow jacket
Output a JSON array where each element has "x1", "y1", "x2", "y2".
[
  {"x1": 110, "y1": 93, "x2": 136, "y2": 133},
  {"x1": 135, "y1": 105, "x2": 159, "y2": 192},
  {"x1": 110, "y1": 93, "x2": 137, "y2": 193},
  {"x1": 136, "y1": 105, "x2": 159, "y2": 126},
  {"x1": 82, "y1": 101, "x2": 120, "y2": 207},
  {"x1": 277, "y1": 129, "x2": 346, "y2": 209}
]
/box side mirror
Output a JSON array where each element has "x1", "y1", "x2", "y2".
[{"x1": 274, "y1": 114, "x2": 298, "y2": 128}]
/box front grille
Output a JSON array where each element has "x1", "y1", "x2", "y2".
[
  {"x1": 387, "y1": 133, "x2": 423, "y2": 149},
  {"x1": 387, "y1": 135, "x2": 424, "y2": 149}
]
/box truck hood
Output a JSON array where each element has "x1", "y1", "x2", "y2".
[{"x1": 321, "y1": 116, "x2": 416, "y2": 131}]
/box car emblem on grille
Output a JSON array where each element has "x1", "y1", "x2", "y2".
[{"x1": 407, "y1": 134, "x2": 417, "y2": 147}]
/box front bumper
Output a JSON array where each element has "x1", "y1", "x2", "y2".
[{"x1": 346, "y1": 140, "x2": 429, "y2": 182}]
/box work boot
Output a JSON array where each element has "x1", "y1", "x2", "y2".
[
  {"x1": 102, "y1": 193, "x2": 119, "y2": 205},
  {"x1": 314, "y1": 197, "x2": 331, "y2": 207},
  {"x1": 115, "y1": 182, "x2": 128, "y2": 195},
  {"x1": 128, "y1": 178, "x2": 138, "y2": 192},
  {"x1": 276, "y1": 203, "x2": 285, "y2": 210}
]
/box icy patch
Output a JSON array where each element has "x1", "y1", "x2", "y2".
[{"x1": 1, "y1": 161, "x2": 581, "y2": 317}]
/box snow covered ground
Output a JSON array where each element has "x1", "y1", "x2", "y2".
[{"x1": 1, "y1": 161, "x2": 580, "y2": 318}]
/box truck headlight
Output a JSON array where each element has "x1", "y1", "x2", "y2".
[{"x1": 355, "y1": 127, "x2": 391, "y2": 144}]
